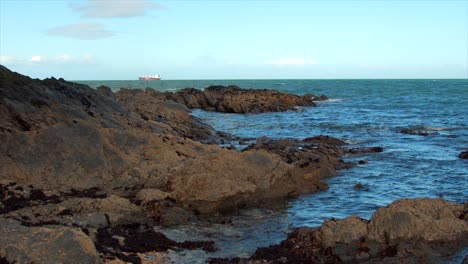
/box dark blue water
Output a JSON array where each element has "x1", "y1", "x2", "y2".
[{"x1": 80, "y1": 79, "x2": 468, "y2": 262}]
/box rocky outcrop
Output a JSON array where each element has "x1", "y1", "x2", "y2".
[
  {"x1": 0, "y1": 218, "x2": 101, "y2": 263},
  {"x1": 166, "y1": 85, "x2": 316, "y2": 113},
  {"x1": 459, "y1": 151, "x2": 468, "y2": 159},
  {"x1": 218, "y1": 198, "x2": 467, "y2": 263},
  {"x1": 400, "y1": 125, "x2": 439, "y2": 136},
  {"x1": 115, "y1": 88, "x2": 234, "y2": 144},
  {"x1": 0, "y1": 66, "x2": 384, "y2": 263},
  {"x1": 0, "y1": 66, "x2": 354, "y2": 215}
]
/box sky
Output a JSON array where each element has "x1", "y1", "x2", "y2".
[{"x1": 0, "y1": 0, "x2": 467, "y2": 80}]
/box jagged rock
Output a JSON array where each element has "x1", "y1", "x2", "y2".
[
  {"x1": 0, "y1": 66, "x2": 345, "y2": 216},
  {"x1": 115, "y1": 88, "x2": 233, "y2": 144},
  {"x1": 0, "y1": 218, "x2": 101, "y2": 263},
  {"x1": 236, "y1": 198, "x2": 468, "y2": 264},
  {"x1": 167, "y1": 85, "x2": 317, "y2": 114},
  {"x1": 243, "y1": 136, "x2": 347, "y2": 176}
]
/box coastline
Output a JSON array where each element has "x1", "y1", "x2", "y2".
[{"x1": 0, "y1": 66, "x2": 466, "y2": 263}]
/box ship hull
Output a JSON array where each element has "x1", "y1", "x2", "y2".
[{"x1": 138, "y1": 77, "x2": 161, "y2": 80}]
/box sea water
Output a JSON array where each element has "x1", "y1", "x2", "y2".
[{"x1": 79, "y1": 79, "x2": 468, "y2": 262}]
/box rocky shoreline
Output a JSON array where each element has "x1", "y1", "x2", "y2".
[{"x1": 0, "y1": 66, "x2": 466, "y2": 263}]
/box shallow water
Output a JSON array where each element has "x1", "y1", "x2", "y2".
[{"x1": 80, "y1": 79, "x2": 468, "y2": 262}]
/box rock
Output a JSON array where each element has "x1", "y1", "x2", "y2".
[
  {"x1": 0, "y1": 218, "x2": 101, "y2": 263},
  {"x1": 400, "y1": 125, "x2": 439, "y2": 136},
  {"x1": 459, "y1": 151, "x2": 468, "y2": 159},
  {"x1": 145, "y1": 200, "x2": 196, "y2": 226},
  {"x1": 96, "y1": 85, "x2": 114, "y2": 98},
  {"x1": 346, "y1": 147, "x2": 384, "y2": 154},
  {"x1": 0, "y1": 65, "x2": 344, "y2": 216},
  {"x1": 367, "y1": 198, "x2": 467, "y2": 243},
  {"x1": 354, "y1": 183, "x2": 364, "y2": 190},
  {"x1": 96, "y1": 223, "x2": 215, "y2": 263},
  {"x1": 115, "y1": 88, "x2": 234, "y2": 144},
  {"x1": 235, "y1": 198, "x2": 468, "y2": 264},
  {"x1": 6, "y1": 194, "x2": 153, "y2": 229},
  {"x1": 303, "y1": 135, "x2": 347, "y2": 145},
  {"x1": 167, "y1": 85, "x2": 317, "y2": 114},
  {"x1": 135, "y1": 189, "x2": 171, "y2": 205},
  {"x1": 304, "y1": 93, "x2": 329, "y2": 101}
]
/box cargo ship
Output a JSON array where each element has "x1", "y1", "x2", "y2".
[{"x1": 138, "y1": 74, "x2": 161, "y2": 80}]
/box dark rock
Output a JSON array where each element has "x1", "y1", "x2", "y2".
[
  {"x1": 400, "y1": 125, "x2": 439, "y2": 136},
  {"x1": 459, "y1": 151, "x2": 468, "y2": 159},
  {"x1": 96, "y1": 223, "x2": 216, "y2": 261},
  {"x1": 304, "y1": 93, "x2": 329, "y2": 101},
  {"x1": 303, "y1": 135, "x2": 347, "y2": 146},
  {"x1": 167, "y1": 85, "x2": 317, "y2": 114},
  {"x1": 354, "y1": 183, "x2": 364, "y2": 190},
  {"x1": 346, "y1": 147, "x2": 384, "y2": 154},
  {"x1": 96, "y1": 85, "x2": 114, "y2": 98}
]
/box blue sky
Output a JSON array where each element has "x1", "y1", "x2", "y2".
[{"x1": 0, "y1": 0, "x2": 467, "y2": 80}]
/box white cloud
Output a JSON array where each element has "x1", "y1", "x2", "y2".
[
  {"x1": 30, "y1": 55, "x2": 42, "y2": 62},
  {"x1": 47, "y1": 23, "x2": 114, "y2": 40},
  {"x1": 265, "y1": 57, "x2": 316, "y2": 66},
  {"x1": 70, "y1": 0, "x2": 162, "y2": 18},
  {"x1": 56, "y1": 54, "x2": 72, "y2": 62},
  {"x1": 0, "y1": 54, "x2": 96, "y2": 66}
]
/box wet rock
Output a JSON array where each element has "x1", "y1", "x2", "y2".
[
  {"x1": 459, "y1": 151, "x2": 468, "y2": 159},
  {"x1": 303, "y1": 135, "x2": 347, "y2": 145},
  {"x1": 239, "y1": 198, "x2": 468, "y2": 263},
  {"x1": 167, "y1": 85, "x2": 317, "y2": 114},
  {"x1": 346, "y1": 147, "x2": 384, "y2": 154},
  {"x1": 304, "y1": 93, "x2": 329, "y2": 101},
  {"x1": 96, "y1": 223, "x2": 215, "y2": 263},
  {"x1": 0, "y1": 218, "x2": 101, "y2": 263},
  {"x1": 400, "y1": 125, "x2": 439, "y2": 136},
  {"x1": 244, "y1": 136, "x2": 344, "y2": 164},
  {"x1": 354, "y1": 183, "x2": 364, "y2": 190},
  {"x1": 145, "y1": 199, "x2": 196, "y2": 226}
]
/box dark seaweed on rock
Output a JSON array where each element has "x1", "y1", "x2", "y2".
[{"x1": 96, "y1": 224, "x2": 216, "y2": 263}]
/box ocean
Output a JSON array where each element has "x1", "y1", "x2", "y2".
[{"x1": 78, "y1": 79, "x2": 468, "y2": 262}]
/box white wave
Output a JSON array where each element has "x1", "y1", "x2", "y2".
[{"x1": 322, "y1": 98, "x2": 344, "y2": 102}]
